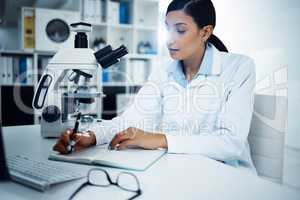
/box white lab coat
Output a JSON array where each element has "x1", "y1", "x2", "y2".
[{"x1": 88, "y1": 44, "x2": 257, "y2": 174}]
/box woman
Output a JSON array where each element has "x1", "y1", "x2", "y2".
[{"x1": 54, "y1": 0, "x2": 257, "y2": 174}]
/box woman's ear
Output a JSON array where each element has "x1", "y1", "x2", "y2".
[{"x1": 200, "y1": 25, "x2": 214, "y2": 42}]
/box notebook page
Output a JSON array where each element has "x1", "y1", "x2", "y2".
[{"x1": 91, "y1": 145, "x2": 166, "y2": 171}]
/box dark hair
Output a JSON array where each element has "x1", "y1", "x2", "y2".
[{"x1": 166, "y1": 0, "x2": 228, "y2": 52}]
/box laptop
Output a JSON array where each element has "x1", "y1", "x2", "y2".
[{"x1": 0, "y1": 123, "x2": 85, "y2": 191}]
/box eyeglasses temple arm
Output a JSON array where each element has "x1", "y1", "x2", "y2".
[{"x1": 69, "y1": 182, "x2": 89, "y2": 200}]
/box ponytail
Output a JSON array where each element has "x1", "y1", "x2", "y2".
[{"x1": 208, "y1": 34, "x2": 228, "y2": 52}]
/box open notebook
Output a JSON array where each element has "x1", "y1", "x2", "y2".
[{"x1": 49, "y1": 145, "x2": 166, "y2": 171}]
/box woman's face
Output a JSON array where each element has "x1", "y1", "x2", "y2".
[{"x1": 165, "y1": 10, "x2": 206, "y2": 60}]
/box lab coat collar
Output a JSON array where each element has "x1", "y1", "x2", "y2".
[
  {"x1": 207, "y1": 43, "x2": 222, "y2": 76},
  {"x1": 167, "y1": 43, "x2": 222, "y2": 77}
]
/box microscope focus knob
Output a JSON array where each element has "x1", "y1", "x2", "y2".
[{"x1": 42, "y1": 105, "x2": 61, "y2": 123}]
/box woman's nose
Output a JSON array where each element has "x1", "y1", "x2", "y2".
[{"x1": 166, "y1": 32, "x2": 176, "y2": 46}]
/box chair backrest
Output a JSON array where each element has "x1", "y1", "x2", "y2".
[{"x1": 248, "y1": 94, "x2": 287, "y2": 183}]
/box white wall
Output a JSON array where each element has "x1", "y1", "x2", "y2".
[{"x1": 213, "y1": 0, "x2": 300, "y2": 189}]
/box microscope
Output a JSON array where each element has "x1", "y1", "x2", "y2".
[{"x1": 32, "y1": 22, "x2": 128, "y2": 138}]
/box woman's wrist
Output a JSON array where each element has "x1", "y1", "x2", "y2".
[
  {"x1": 141, "y1": 131, "x2": 168, "y2": 150},
  {"x1": 154, "y1": 133, "x2": 168, "y2": 149},
  {"x1": 88, "y1": 131, "x2": 97, "y2": 146}
]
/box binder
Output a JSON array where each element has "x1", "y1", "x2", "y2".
[
  {"x1": 0, "y1": 56, "x2": 5, "y2": 85},
  {"x1": 2, "y1": 57, "x2": 9, "y2": 85},
  {"x1": 108, "y1": 0, "x2": 120, "y2": 24},
  {"x1": 19, "y1": 57, "x2": 27, "y2": 84},
  {"x1": 26, "y1": 57, "x2": 34, "y2": 84},
  {"x1": 119, "y1": 1, "x2": 129, "y2": 24},
  {"x1": 6, "y1": 57, "x2": 13, "y2": 85},
  {"x1": 13, "y1": 57, "x2": 20, "y2": 83},
  {"x1": 102, "y1": 69, "x2": 109, "y2": 82}
]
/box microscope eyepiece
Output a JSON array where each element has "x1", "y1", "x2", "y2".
[
  {"x1": 113, "y1": 45, "x2": 129, "y2": 59},
  {"x1": 94, "y1": 45, "x2": 113, "y2": 60},
  {"x1": 94, "y1": 45, "x2": 128, "y2": 69},
  {"x1": 74, "y1": 32, "x2": 88, "y2": 48},
  {"x1": 70, "y1": 22, "x2": 92, "y2": 48}
]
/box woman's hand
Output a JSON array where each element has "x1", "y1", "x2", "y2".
[
  {"x1": 53, "y1": 129, "x2": 96, "y2": 154},
  {"x1": 109, "y1": 127, "x2": 168, "y2": 150}
]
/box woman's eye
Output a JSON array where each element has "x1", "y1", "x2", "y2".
[{"x1": 177, "y1": 30, "x2": 186, "y2": 34}]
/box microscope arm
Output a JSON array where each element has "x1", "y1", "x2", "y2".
[{"x1": 32, "y1": 69, "x2": 67, "y2": 110}]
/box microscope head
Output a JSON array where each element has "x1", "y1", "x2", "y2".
[
  {"x1": 69, "y1": 22, "x2": 129, "y2": 69},
  {"x1": 47, "y1": 22, "x2": 128, "y2": 71}
]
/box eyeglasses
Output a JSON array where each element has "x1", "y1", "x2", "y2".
[{"x1": 69, "y1": 168, "x2": 142, "y2": 200}]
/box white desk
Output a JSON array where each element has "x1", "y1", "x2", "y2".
[{"x1": 0, "y1": 125, "x2": 299, "y2": 200}]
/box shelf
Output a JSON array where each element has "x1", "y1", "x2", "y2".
[
  {"x1": 0, "y1": 51, "x2": 157, "y2": 60},
  {"x1": 92, "y1": 23, "x2": 134, "y2": 29},
  {"x1": 140, "y1": 0, "x2": 160, "y2": 2},
  {"x1": 124, "y1": 53, "x2": 158, "y2": 60},
  {"x1": 102, "y1": 82, "x2": 143, "y2": 87},
  {"x1": 0, "y1": 83, "x2": 35, "y2": 87},
  {"x1": 84, "y1": 0, "x2": 159, "y2": 63},
  {"x1": 34, "y1": 50, "x2": 56, "y2": 56},
  {"x1": 0, "y1": 50, "x2": 34, "y2": 56},
  {"x1": 92, "y1": 23, "x2": 157, "y2": 31},
  {"x1": 63, "y1": 92, "x2": 104, "y2": 98},
  {"x1": 91, "y1": 22, "x2": 108, "y2": 27},
  {"x1": 0, "y1": 50, "x2": 55, "y2": 57},
  {"x1": 136, "y1": 26, "x2": 158, "y2": 31},
  {"x1": 108, "y1": 23, "x2": 133, "y2": 29}
]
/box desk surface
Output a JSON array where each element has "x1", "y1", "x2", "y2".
[{"x1": 0, "y1": 125, "x2": 299, "y2": 200}]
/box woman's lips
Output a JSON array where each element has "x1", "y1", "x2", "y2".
[{"x1": 168, "y1": 48, "x2": 179, "y2": 53}]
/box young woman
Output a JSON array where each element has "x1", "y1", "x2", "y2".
[{"x1": 54, "y1": 0, "x2": 256, "y2": 174}]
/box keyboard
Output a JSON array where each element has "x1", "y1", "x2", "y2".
[{"x1": 7, "y1": 155, "x2": 86, "y2": 191}]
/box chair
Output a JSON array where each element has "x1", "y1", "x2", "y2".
[{"x1": 248, "y1": 94, "x2": 287, "y2": 183}]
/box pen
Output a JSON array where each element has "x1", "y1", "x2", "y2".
[
  {"x1": 66, "y1": 112, "x2": 81, "y2": 154},
  {"x1": 108, "y1": 141, "x2": 120, "y2": 150}
]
